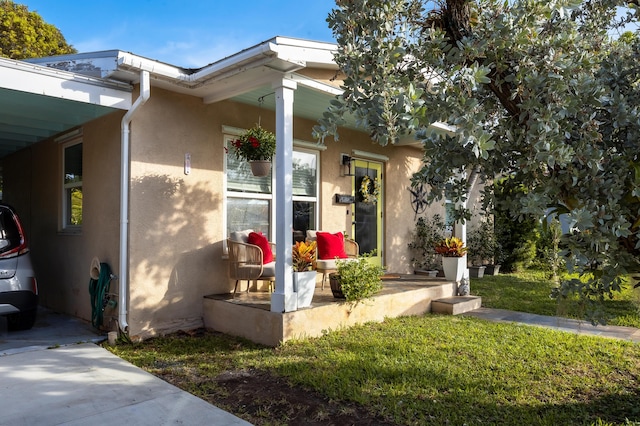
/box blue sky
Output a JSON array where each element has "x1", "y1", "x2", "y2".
[{"x1": 22, "y1": 0, "x2": 337, "y2": 67}]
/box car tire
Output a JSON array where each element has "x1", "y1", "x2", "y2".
[{"x1": 7, "y1": 308, "x2": 37, "y2": 331}]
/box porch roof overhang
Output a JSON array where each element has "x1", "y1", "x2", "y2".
[
  {"x1": 25, "y1": 36, "x2": 450, "y2": 146},
  {"x1": 0, "y1": 56, "x2": 132, "y2": 159}
]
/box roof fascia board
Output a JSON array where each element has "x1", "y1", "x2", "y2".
[
  {"x1": 290, "y1": 74, "x2": 342, "y2": 96},
  {"x1": 117, "y1": 38, "x2": 336, "y2": 86},
  {"x1": 116, "y1": 42, "x2": 279, "y2": 87},
  {"x1": 117, "y1": 52, "x2": 192, "y2": 83},
  {"x1": 202, "y1": 69, "x2": 284, "y2": 104},
  {"x1": 271, "y1": 38, "x2": 337, "y2": 68},
  {"x1": 0, "y1": 57, "x2": 132, "y2": 109},
  {"x1": 188, "y1": 42, "x2": 277, "y2": 82}
]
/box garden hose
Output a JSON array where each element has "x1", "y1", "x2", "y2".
[{"x1": 89, "y1": 262, "x2": 112, "y2": 329}]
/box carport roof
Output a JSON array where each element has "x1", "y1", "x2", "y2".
[{"x1": 0, "y1": 56, "x2": 132, "y2": 159}]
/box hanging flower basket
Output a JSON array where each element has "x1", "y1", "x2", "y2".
[
  {"x1": 250, "y1": 160, "x2": 271, "y2": 177},
  {"x1": 228, "y1": 125, "x2": 276, "y2": 176}
]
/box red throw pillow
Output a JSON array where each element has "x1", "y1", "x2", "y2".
[
  {"x1": 247, "y1": 232, "x2": 274, "y2": 264},
  {"x1": 317, "y1": 232, "x2": 348, "y2": 260}
]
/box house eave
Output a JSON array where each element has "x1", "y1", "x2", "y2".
[
  {"x1": 27, "y1": 37, "x2": 338, "y2": 90},
  {"x1": 2, "y1": 55, "x2": 132, "y2": 108}
]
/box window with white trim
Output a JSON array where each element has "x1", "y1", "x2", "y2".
[
  {"x1": 224, "y1": 134, "x2": 319, "y2": 242},
  {"x1": 62, "y1": 140, "x2": 83, "y2": 229}
]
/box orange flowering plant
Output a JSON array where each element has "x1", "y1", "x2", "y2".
[
  {"x1": 229, "y1": 125, "x2": 276, "y2": 162},
  {"x1": 292, "y1": 240, "x2": 317, "y2": 272}
]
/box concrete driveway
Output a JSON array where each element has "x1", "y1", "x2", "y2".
[{"x1": 0, "y1": 308, "x2": 250, "y2": 425}]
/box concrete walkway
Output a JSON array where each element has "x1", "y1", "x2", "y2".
[
  {"x1": 466, "y1": 307, "x2": 640, "y2": 343},
  {"x1": 0, "y1": 308, "x2": 250, "y2": 426}
]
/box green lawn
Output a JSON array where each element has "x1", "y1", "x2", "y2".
[
  {"x1": 472, "y1": 270, "x2": 640, "y2": 328},
  {"x1": 110, "y1": 269, "x2": 640, "y2": 425}
]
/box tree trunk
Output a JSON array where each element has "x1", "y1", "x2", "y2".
[
  {"x1": 442, "y1": 0, "x2": 522, "y2": 120},
  {"x1": 444, "y1": 0, "x2": 471, "y2": 41}
]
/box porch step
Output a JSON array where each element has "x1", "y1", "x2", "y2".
[{"x1": 432, "y1": 296, "x2": 482, "y2": 315}]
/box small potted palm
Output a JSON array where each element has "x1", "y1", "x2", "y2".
[
  {"x1": 292, "y1": 240, "x2": 317, "y2": 308},
  {"x1": 434, "y1": 237, "x2": 468, "y2": 282}
]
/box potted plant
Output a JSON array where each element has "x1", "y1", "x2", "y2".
[
  {"x1": 408, "y1": 214, "x2": 446, "y2": 276},
  {"x1": 292, "y1": 240, "x2": 317, "y2": 308},
  {"x1": 434, "y1": 236, "x2": 468, "y2": 282},
  {"x1": 467, "y1": 218, "x2": 500, "y2": 276},
  {"x1": 328, "y1": 253, "x2": 384, "y2": 302},
  {"x1": 229, "y1": 125, "x2": 276, "y2": 176}
]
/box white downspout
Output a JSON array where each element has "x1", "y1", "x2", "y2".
[{"x1": 119, "y1": 70, "x2": 150, "y2": 332}]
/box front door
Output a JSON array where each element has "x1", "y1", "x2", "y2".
[{"x1": 352, "y1": 160, "x2": 383, "y2": 266}]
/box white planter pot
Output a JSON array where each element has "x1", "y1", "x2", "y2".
[
  {"x1": 468, "y1": 265, "x2": 486, "y2": 278},
  {"x1": 293, "y1": 271, "x2": 316, "y2": 308},
  {"x1": 442, "y1": 256, "x2": 467, "y2": 282}
]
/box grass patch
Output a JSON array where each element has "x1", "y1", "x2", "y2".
[
  {"x1": 111, "y1": 316, "x2": 640, "y2": 425},
  {"x1": 473, "y1": 269, "x2": 640, "y2": 328},
  {"x1": 109, "y1": 269, "x2": 640, "y2": 425}
]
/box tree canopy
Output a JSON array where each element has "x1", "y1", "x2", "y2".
[
  {"x1": 315, "y1": 0, "x2": 640, "y2": 322},
  {"x1": 0, "y1": 0, "x2": 76, "y2": 59}
]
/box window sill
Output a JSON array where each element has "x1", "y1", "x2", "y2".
[{"x1": 59, "y1": 227, "x2": 82, "y2": 236}]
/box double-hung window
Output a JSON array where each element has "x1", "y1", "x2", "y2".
[
  {"x1": 224, "y1": 130, "x2": 319, "y2": 244},
  {"x1": 292, "y1": 149, "x2": 318, "y2": 242}
]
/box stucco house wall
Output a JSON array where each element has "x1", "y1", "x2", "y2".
[
  {"x1": 0, "y1": 84, "x2": 447, "y2": 339},
  {"x1": 120, "y1": 84, "x2": 433, "y2": 338},
  {"x1": 1, "y1": 75, "x2": 464, "y2": 340},
  {"x1": 1, "y1": 110, "x2": 123, "y2": 322}
]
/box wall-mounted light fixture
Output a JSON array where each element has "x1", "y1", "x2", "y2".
[{"x1": 341, "y1": 153, "x2": 354, "y2": 176}]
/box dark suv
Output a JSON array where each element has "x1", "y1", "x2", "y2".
[{"x1": 0, "y1": 204, "x2": 38, "y2": 330}]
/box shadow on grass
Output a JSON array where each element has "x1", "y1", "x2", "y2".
[{"x1": 275, "y1": 335, "x2": 640, "y2": 425}]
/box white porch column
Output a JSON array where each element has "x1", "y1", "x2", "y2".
[
  {"x1": 271, "y1": 77, "x2": 298, "y2": 313},
  {"x1": 454, "y1": 213, "x2": 467, "y2": 245}
]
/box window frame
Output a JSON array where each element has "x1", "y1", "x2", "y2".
[
  {"x1": 59, "y1": 131, "x2": 83, "y2": 233},
  {"x1": 222, "y1": 126, "x2": 321, "y2": 252}
]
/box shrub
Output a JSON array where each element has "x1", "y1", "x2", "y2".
[
  {"x1": 335, "y1": 254, "x2": 384, "y2": 302},
  {"x1": 408, "y1": 214, "x2": 446, "y2": 270},
  {"x1": 467, "y1": 218, "x2": 498, "y2": 265},
  {"x1": 494, "y1": 179, "x2": 540, "y2": 272}
]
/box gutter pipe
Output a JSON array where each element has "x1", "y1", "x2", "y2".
[{"x1": 118, "y1": 70, "x2": 150, "y2": 332}]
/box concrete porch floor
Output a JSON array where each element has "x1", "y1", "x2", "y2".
[{"x1": 203, "y1": 274, "x2": 458, "y2": 346}]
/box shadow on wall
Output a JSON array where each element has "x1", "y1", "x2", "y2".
[
  {"x1": 386, "y1": 152, "x2": 432, "y2": 274},
  {"x1": 127, "y1": 174, "x2": 223, "y2": 336}
]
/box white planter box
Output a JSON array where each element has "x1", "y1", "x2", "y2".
[
  {"x1": 293, "y1": 271, "x2": 316, "y2": 308},
  {"x1": 442, "y1": 256, "x2": 467, "y2": 282}
]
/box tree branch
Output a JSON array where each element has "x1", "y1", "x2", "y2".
[{"x1": 438, "y1": 0, "x2": 523, "y2": 120}]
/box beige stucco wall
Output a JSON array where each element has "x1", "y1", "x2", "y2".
[
  {"x1": 126, "y1": 88, "x2": 224, "y2": 338},
  {"x1": 123, "y1": 86, "x2": 435, "y2": 338},
  {"x1": 3, "y1": 81, "x2": 475, "y2": 339},
  {"x1": 1, "y1": 111, "x2": 123, "y2": 324}
]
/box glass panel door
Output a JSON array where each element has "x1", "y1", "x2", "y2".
[{"x1": 352, "y1": 160, "x2": 383, "y2": 266}]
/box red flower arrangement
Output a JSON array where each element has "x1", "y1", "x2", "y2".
[{"x1": 228, "y1": 125, "x2": 276, "y2": 162}]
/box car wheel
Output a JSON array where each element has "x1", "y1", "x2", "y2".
[{"x1": 7, "y1": 308, "x2": 37, "y2": 331}]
